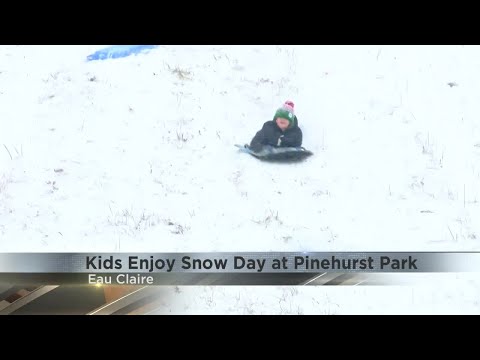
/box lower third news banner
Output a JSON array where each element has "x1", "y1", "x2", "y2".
[{"x1": 0, "y1": 252, "x2": 478, "y2": 285}]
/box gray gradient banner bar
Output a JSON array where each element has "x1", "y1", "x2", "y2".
[{"x1": 0, "y1": 252, "x2": 477, "y2": 273}]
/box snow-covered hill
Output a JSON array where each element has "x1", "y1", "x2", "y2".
[{"x1": 1, "y1": 45, "x2": 480, "y2": 313}]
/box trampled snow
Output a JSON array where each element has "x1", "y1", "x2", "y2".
[{"x1": 1, "y1": 45, "x2": 480, "y2": 313}]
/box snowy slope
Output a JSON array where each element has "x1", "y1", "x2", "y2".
[{"x1": 1, "y1": 45, "x2": 480, "y2": 313}]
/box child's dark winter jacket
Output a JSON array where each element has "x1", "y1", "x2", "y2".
[{"x1": 249, "y1": 116, "x2": 303, "y2": 152}]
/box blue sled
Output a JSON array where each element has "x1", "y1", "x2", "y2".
[{"x1": 87, "y1": 45, "x2": 158, "y2": 62}]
